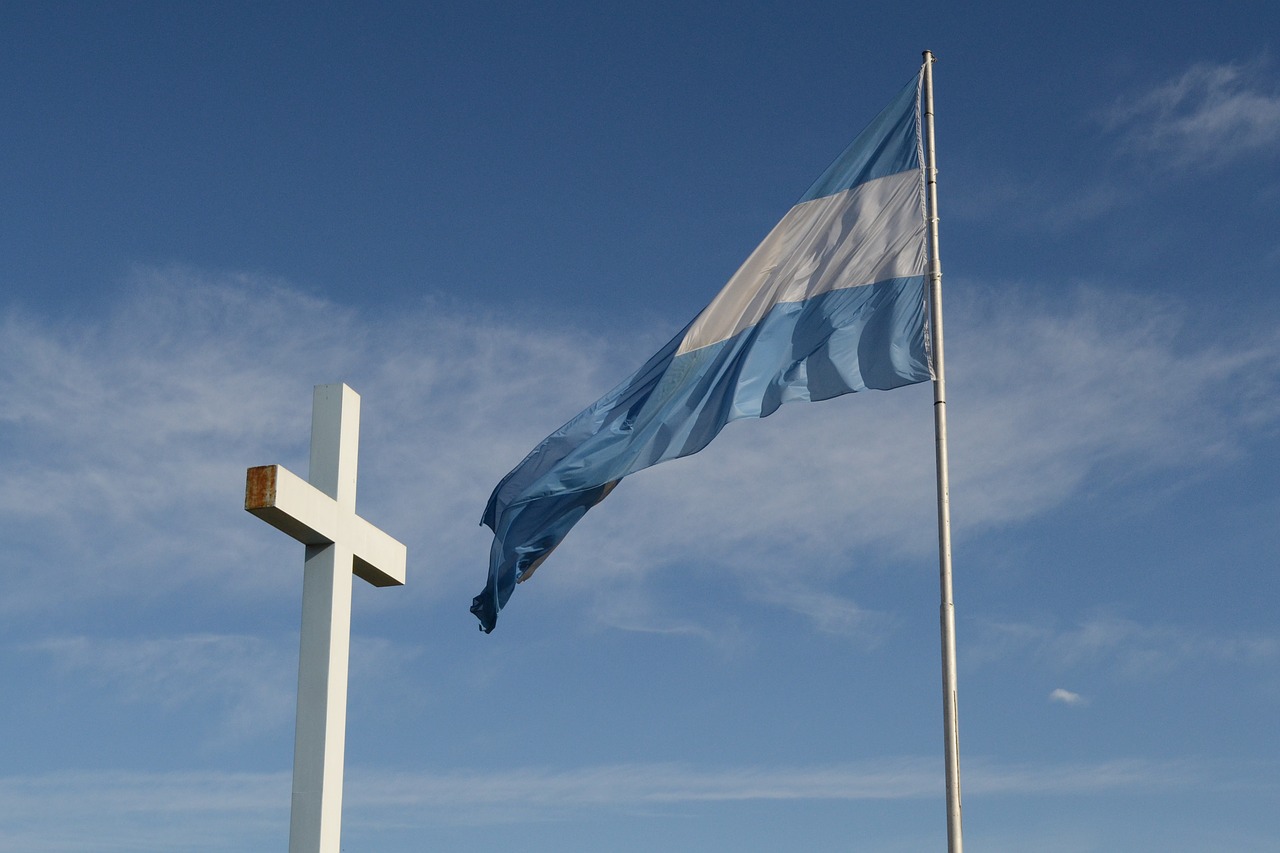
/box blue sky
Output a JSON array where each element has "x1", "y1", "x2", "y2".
[{"x1": 2, "y1": 2, "x2": 1278, "y2": 851}]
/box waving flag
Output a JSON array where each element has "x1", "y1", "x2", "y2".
[{"x1": 474, "y1": 71, "x2": 931, "y2": 632}]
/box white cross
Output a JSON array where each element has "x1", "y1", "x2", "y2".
[{"x1": 244, "y1": 383, "x2": 406, "y2": 853}]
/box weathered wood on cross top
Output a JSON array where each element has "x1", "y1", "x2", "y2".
[{"x1": 244, "y1": 383, "x2": 406, "y2": 853}]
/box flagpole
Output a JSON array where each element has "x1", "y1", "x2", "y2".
[{"x1": 922, "y1": 50, "x2": 964, "y2": 853}]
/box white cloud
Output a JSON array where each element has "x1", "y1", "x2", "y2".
[
  {"x1": 351, "y1": 756, "x2": 1199, "y2": 818},
  {"x1": 0, "y1": 770, "x2": 287, "y2": 853},
  {"x1": 747, "y1": 581, "x2": 897, "y2": 643},
  {"x1": 545, "y1": 284, "x2": 1279, "y2": 635},
  {"x1": 1108, "y1": 58, "x2": 1280, "y2": 168},
  {"x1": 0, "y1": 266, "x2": 618, "y2": 615},
  {"x1": 20, "y1": 632, "x2": 422, "y2": 744},
  {"x1": 0, "y1": 268, "x2": 1276, "y2": 636},
  {"x1": 1049, "y1": 688, "x2": 1086, "y2": 706},
  {"x1": 970, "y1": 613, "x2": 1279, "y2": 679},
  {"x1": 945, "y1": 286, "x2": 1279, "y2": 529},
  {"x1": 0, "y1": 755, "x2": 1218, "y2": 850},
  {"x1": 25, "y1": 634, "x2": 297, "y2": 742}
]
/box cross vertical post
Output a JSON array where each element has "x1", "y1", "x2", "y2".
[
  {"x1": 244, "y1": 384, "x2": 406, "y2": 853},
  {"x1": 293, "y1": 384, "x2": 358, "y2": 853}
]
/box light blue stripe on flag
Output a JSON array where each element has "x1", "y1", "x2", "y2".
[{"x1": 474, "y1": 71, "x2": 930, "y2": 632}]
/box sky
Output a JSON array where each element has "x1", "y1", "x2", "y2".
[{"x1": 1, "y1": 2, "x2": 1278, "y2": 851}]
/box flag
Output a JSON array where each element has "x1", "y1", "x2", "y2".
[{"x1": 473, "y1": 69, "x2": 931, "y2": 632}]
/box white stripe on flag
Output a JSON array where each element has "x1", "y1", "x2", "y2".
[{"x1": 678, "y1": 168, "x2": 925, "y2": 355}]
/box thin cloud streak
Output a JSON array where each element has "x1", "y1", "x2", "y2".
[
  {"x1": 25, "y1": 634, "x2": 298, "y2": 741},
  {"x1": 0, "y1": 755, "x2": 1227, "y2": 850},
  {"x1": 19, "y1": 632, "x2": 426, "y2": 744},
  {"x1": 0, "y1": 770, "x2": 288, "y2": 853},
  {"x1": 1108, "y1": 57, "x2": 1280, "y2": 168},
  {"x1": 969, "y1": 612, "x2": 1280, "y2": 679},
  {"x1": 353, "y1": 756, "x2": 1197, "y2": 816}
]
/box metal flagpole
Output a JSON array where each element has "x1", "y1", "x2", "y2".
[{"x1": 921, "y1": 50, "x2": 964, "y2": 853}]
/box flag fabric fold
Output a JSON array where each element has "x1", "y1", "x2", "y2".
[{"x1": 474, "y1": 69, "x2": 931, "y2": 632}]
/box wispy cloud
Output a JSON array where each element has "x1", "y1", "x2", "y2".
[
  {"x1": 970, "y1": 612, "x2": 1279, "y2": 679},
  {"x1": 746, "y1": 581, "x2": 896, "y2": 643},
  {"x1": 0, "y1": 770, "x2": 288, "y2": 853},
  {"x1": 1049, "y1": 688, "x2": 1086, "y2": 706},
  {"x1": 0, "y1": 755, "x2": 1233, "y2": 850},
  {"x1": 0, "y1": 266, "x2": 618, "y2": 615},
  {"x1": 948, "y1": 286, "x2": 1279, "y2": 523},
  {"x1": 20, "y1": 632, "x2": 422, "y2": 744},
  {"x1": 0, "y1": 268, "x2": 1276, "y2": 637},
  {"x1": 1108, "y1": 58, "x2": 1280, "y2": 169},
  {"x1": 24, "y1": 634, "x2": 298, "y2": 742},
  {"x1": 538, "y1": 287, "x2": 1279, "y2": 636},
  {"x1": 352, "y1": 756, "x2": 1203, "y2": 817}
]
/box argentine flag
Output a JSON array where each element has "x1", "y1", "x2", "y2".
[{"x1": 474, "y1": 70, "x2": 932, "y2": 632}]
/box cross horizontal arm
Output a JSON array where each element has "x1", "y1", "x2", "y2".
[{"x1": 246, "y1": 464, "x2": 406, "y2": 587}]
